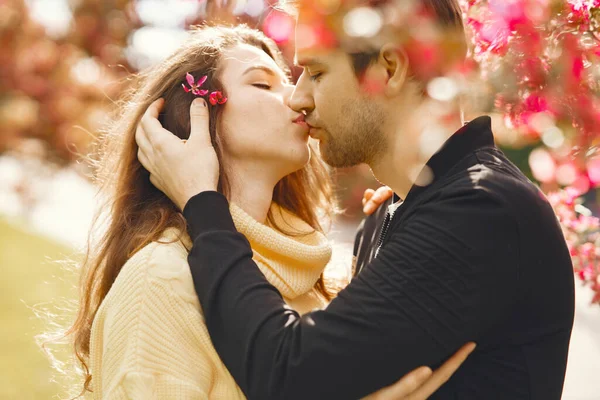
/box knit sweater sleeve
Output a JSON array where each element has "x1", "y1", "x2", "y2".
[{"x1": 96, "y1": 243, "x2": 215, "y2": 400}]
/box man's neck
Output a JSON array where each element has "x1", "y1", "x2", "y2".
[{"x1": 370, "y1": 102, "x2": 464, "y2": 200}]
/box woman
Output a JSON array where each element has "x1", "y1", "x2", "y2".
[{"x1": 68, "y1": 24, "x2": 469, "y2": 399}]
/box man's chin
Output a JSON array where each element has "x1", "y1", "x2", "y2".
[
  {"x1": 319, "y1": 145, "x2": 347, "y2": 168},
  {"x1": 319, "y1": 143, "x2": 365, "y2": 168}
]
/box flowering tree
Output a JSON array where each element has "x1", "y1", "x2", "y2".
[{"x1": 463, "y1": 0, "x2": 600, "y2": 193}]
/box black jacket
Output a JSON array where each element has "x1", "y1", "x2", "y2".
[{"x1": 183, "y1": 116, "x2": 575, "y2": 399}]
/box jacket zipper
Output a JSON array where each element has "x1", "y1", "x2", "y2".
[
  {"x1": 375, "y1": 197, "x2": 405, "y2": 257},
  {"x1": 374, "y1": 212, "x2": 392, "y2": 258}
]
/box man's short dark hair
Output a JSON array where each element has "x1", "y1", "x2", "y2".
[{"x1": 350, "y1": 0, "x2": 465, "y2": 76}]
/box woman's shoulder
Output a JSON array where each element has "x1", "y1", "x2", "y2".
[{"x1": 111, "y1": 228, "x2": 198, "y2": 305}]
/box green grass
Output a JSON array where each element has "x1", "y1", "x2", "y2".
[{"x1": 0, "y1": 218, "x2": 80, "y2": 399}]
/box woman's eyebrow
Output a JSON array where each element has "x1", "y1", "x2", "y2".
[
  {"x1": 242, "y1": 65, "x2": 290, "y2": 83},
  {"x1": 242, "y1": 65, "x2": 277, "y2": 77}
]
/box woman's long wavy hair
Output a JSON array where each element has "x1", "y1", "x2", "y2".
[{"x1": 67, "y1": 24, "x2": 336, "y2": 396}]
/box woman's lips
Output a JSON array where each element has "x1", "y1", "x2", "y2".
[
  {"x1": 293, "y1": 115, "x2": 321, "y2": 138},
  {"x1": 293, "y1": 114, "x2": 308, "y2": 128}
]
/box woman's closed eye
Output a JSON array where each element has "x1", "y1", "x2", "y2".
[{"x1": 252, "y1": 83, "x2": 271, "y2": 90}]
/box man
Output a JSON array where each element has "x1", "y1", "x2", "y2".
[{"x1": 136, "y1": 0, "x2": 575, "y2": 398}]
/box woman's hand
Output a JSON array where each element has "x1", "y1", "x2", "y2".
[
  {"x1": 362, "y1": 186, "x2": 393, "y2": 215},
  {"x1": 362, "y1": 342, "x2": 476, "y2": 400},
  {"x1": 136, "y1": 97, "x2": 219, "y2": 210}
]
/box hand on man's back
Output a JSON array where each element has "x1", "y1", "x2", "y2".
[{"x1": 363, "y1": 343, "x2": 476, "y2": 400}]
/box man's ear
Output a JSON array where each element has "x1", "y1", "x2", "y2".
[{"x1": 378, "y1": 43, "x2": 409, "y2": 97}]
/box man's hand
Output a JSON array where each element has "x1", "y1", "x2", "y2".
[
  {"x1": 363, "y1": 186, "x2": 393, "y2": 215},
  {"x1": 362, "y1": 342, "x2": 476, "y2": 400},
  {"x1": 136, "y1": 97, "x2": 219, "y2": 210}
]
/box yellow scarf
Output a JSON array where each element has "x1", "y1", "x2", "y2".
[{"x1": 230, "y1": 203, "x2": 332, "y2": 300}]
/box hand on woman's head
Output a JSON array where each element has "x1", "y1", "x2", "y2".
[
  {"x1": 136, "y1": 42, "x2": 313, "y2": 208},
  {"x1": 136, "y1": 96, "x2": 219, "y2": 210}
]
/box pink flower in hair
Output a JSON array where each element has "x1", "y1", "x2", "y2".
[
  {"x1": 182, "y1": 72, "x2": 208, "y2": 96},
  {"x1": 209, "y1": 91, "x2": 227, "y2": 105}
]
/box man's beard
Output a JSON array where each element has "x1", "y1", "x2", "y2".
[{"x1": 319, "y1": 100, "x2": 386, "y2": 168}]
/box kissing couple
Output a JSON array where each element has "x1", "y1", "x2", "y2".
[{"x1": 72, "y1": 1, "x2": 575, "y2": 399}]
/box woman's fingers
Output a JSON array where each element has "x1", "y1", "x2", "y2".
[
  {"x1": 188, "y1": 98, "x2": 212, "y2": 147},
  {"x1": 362, "y1": 189, "x2": 375, "y2": 206},
  {"x1": 362, "y1": 342, "x2": 476, "y2": 400},
  {"x1": 405, "y1": 342, "x2": 477, "y2": 400},
  {"x1": 363, "y1": 186, "x2": 393, "y2": 215},
  {"x1": 361, "y1": 367, "x2": 432, "y2": 400}
]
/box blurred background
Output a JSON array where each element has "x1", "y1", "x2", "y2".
[{"x1": 1, "y1": 0, "x2": 599, "y2": 398}]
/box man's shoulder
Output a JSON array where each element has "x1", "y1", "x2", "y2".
[{"x1": 439, "y1": 147, "x2": 543, "y2": 212}]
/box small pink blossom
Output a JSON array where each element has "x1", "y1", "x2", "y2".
[
  {"x1": 182, "y1": 73, "x2": 208, "y2": 96},
  {"x1": 572, "y1": 56, "x2": 585, "y2": 80},
  {"x1": 208, "y1": 91, "x2": 227, "y2": 105}
]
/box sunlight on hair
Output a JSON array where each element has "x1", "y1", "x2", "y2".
[
  {"x1": 30, "y1": 255, "x2": 84, "y2": 400},
  {"x1": 343, "y1": 7, "x2": 382, "y2": 38}
]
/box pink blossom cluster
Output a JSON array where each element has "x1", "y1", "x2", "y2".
[
  {"x1": 462, "y1": 0, "x2": 600, "y2": 187},
  {"x1": 547, "y1": 187, "x2": 600, "y2": 304}
]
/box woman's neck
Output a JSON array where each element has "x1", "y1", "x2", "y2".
[{"x1": 227, "y1": 165, "x2": 279, "y2": 224}]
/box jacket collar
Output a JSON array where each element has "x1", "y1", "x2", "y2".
[{"x1": 395, "y1": 115, "x2": 495, "y2": 204}]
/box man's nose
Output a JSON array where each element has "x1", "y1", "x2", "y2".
[{"x1": 288, "y1": 72, "x2": 315, "y2": 115}]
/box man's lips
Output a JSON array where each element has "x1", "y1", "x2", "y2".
[
  {"x1": 293, "y1": 115, "x2": 321, "y2": 138},
  {"x1": 306, "y1": 122, "x2": 321, "y2": 139}
]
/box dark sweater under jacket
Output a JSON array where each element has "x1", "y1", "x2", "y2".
[{"x1": 182, "y1": 116, "x2": 575, "y2": 400}]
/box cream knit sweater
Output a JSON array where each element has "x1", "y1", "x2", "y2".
[{"x1": 89, "y1": 203, "x2": 334, "y2": 399}]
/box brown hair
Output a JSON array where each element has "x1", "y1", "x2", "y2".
[
  {"x1": 279, "y1": 0, "x2": 465, "y2": 77},
  {"x1": 348, "y1": 0, "x2": 466, "y2": 76},
  {"x1": 67, "y1": 24, "x2": 336, "y2": 396}
]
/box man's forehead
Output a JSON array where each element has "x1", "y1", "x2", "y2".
[
  {"x1": 294, "y1": 47, "x2": 336, "y2": 67},
  {"x1": 293, "y1": 11, "x2": 344, "y2": 65},
  {"x1": 294, "y1": 52, "x2": 319, "y2": 67}
]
